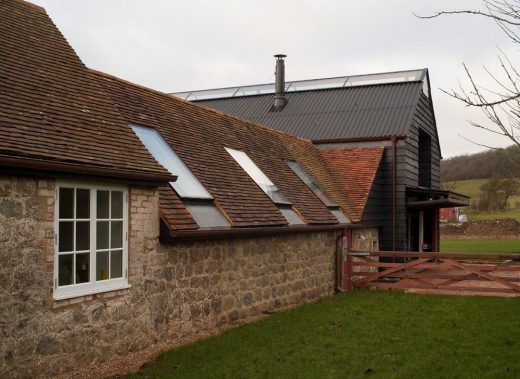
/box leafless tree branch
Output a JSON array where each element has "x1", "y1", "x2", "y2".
[{"x1": 419, "y1": 1, "x2": 520, "y2": 148}]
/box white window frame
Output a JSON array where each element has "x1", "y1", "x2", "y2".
[{"x1": 53, "y1": 181, "x2": 130, "y2": 300}]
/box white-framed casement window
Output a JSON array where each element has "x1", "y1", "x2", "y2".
[{"x1": 53, "y1": 182, "x2": 129, "y2": 300}]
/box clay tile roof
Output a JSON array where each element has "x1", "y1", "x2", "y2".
[
  {"x1": 91, "y1": 70, "x2": 351, "y2": 230},
  {"x1": 320, "y1": 148, "x2": 384, "y2": 222},
  {"x1": 159, "y1": 186, "x2": 198, "y2": 231},
  {"x1": 0, "y1": 0, "x2": 171, "y2": 182}
]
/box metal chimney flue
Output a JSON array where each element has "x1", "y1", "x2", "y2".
[{"x1": 273, "y1": 54, "x2": 287, "y2": 110}]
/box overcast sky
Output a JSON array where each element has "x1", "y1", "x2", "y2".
[{"x1": 32, "y1": 0, "x2": 518, "y2": 158}]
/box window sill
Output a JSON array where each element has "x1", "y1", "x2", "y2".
[{"x1": 53, "y1": 283, "x2": 131, "y2": 301}]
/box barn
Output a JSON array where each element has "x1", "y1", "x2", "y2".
[{"x1": 175, "y1": 55, "x2": 469, "y2": 252}]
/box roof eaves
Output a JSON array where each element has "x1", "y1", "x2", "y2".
[
  {"x1": 160, "y1": 223, "x2": 352, "y2": 242},
  {"x1": 0, "y1": 154, "x2": 176, "y2": 184}
]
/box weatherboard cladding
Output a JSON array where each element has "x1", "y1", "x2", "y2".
[
  {"x1": 92, "y1": 71, "x2": 349, "y2": 229},
  {"x1": 195, "y1": 82, "x2": 423, "y2": 141},
  {"x1": 0, "y1": 1, "x2": 170, "y2": 180}
]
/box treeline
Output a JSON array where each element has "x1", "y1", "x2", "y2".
[{"x1": 441, "y1": 145, "x2": 520, "y2": 182}]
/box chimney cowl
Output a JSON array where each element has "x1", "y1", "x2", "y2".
[{"x1": 273, "y1": 54, "x2": 287, "y2": 110}]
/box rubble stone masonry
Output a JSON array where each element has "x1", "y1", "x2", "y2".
[{"x1": 0, "y1": 175, "x2": 337, "y2": 378}]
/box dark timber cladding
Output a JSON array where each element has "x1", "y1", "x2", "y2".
[{"x1": 185, "y1": 69, "x2": 443, "y2": 251}]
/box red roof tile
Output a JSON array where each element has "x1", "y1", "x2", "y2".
[
  {"x1": 159, "y1": 186, "x2": 199, "y2": 231},
  {"x1": 2, "y1": 0, "x2": 358, "y2": 231},
  {"x1": 320, "y1": 148, "x2": 384, "y2": 222},
  {"x1": 0, "y1": 0, "x2": 171, "y2": 182},
  {"x1": 92, "y1": 71, "x2": 351, "y2": 229}
]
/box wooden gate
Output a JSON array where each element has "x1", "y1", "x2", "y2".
[{"x1": 347, "y1": 251, "x2": 520, "y2": 296}]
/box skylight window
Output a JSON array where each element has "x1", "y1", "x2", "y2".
[
  {"x1": 225, "y1": 147, "x2": 291, "y2": 205},
  {"x1": 131, "y1": 125, "x2": 212, "y2": 199},
  {"x1": 286, "y1": 160, "x2": 337, "y2": 207},
  {"x1": 286, "y1": 160, "x2": 350, "y2": 224},
  {"x1": 184, "y1": 200, "x2": 231, "y2": 229}
]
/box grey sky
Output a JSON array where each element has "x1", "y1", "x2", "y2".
[{"x1": 32, "y1": 0, "x2": 518, "y2": 158}]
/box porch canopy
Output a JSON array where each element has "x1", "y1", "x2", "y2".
[{"x1": 406, "y1": 186, "x2": 470, "y2": 209}]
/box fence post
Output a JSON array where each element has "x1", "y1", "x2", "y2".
[{"x1": 342, "y1": 230, "x2": 352, "y2": 291}]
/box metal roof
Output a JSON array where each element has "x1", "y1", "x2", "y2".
[
  {"x1": 188, "y1": 81, "x2": 424, "y2": 141},
  {"x1": 173, "y1": 68, "x2": 428, "y2": 101}
]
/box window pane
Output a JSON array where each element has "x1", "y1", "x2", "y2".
[
  {"x1": 76, "y1": 221, "x2": 90, "y2": 251},
  {"x1": 185, "y1": 202, "x2": 231, "y2": 229},
  {"x1": 58, "y1": 254, "x2": 73, "y2": 286},
  {"x1": 96, "y1": 251, "x2": 109, "y2": 281},
  {"x1": 96, "y1": 221, "x2": 109, "y2": 250},
  {"x1": 111, "y1": 191, "x2": 123, "y2": 219},
  {"x1": 97, "y1": 190, "x2": 109, "y2": 219},
  {"x1": 76, "y1": 189, "x2": 90, "y2": 218},
  {"x1": 279, "y1": 207, "x2": 305, "y2": 225},
  {"x1": 131, "y1": 125, "x2": 212, "y2": 199},
  {"x1": 75, "y1": 253, "x2": 90, "y2": 284},
  {"x1": 286, "y1": 160, "x2": 337, "y2": 207},
  {"x1": 225, "y1": 147, "x2": 291, "y2": 205},
  {"x1": 111, "y1": 221, "x2": 123, "y2": 249},
  {"x1": 58, "y1": 221, "x2": 73, "y2": 252},
  {"x1": 331, "y1": 209, "x2": 350, "y2": 224},
  {"x1": 59, "y1": 188, "x2": 74, "y2": 219},
  {"x1": 111, "y1": 250, "x2": 123, "y2": 278}
]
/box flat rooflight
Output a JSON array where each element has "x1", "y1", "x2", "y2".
[
  {"x1": 171, "y1": 69, "x2": 427, "y2": 101},
  {"x1": 131, "y1": 125, "x2": 213, "y2": 199},
  {"x1": 225, "y1": 147, "x2": 291, "y2": 205},
  {"x1": 286, "y1": 160, "x2": 337, "y2": 207}
]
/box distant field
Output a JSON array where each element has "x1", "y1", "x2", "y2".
[
  {"x1": 441, "y1": 239, "x2": 520, "y2": 254},
  {"x1": 468, "y1": 210, "x2": 520, "y2": 222},
  {"x1": 442, "y1": 178, "x2": 520, "y2": 221}
]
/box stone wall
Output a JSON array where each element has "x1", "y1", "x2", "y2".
[
  {"x1": 0, "y1": 175, "x2": 338, "y2": 378},
  {"x1": 352, "y1": 228, "x2": 379, "y2": 251}
]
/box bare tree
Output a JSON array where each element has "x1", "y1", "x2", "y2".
[{"x1": 418, "y1": 1, "x2": 520, "y2": 149}]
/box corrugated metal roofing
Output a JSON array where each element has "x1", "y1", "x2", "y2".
[{"x1": 193, "y1": 82, "x2": 423, "y2": 141}]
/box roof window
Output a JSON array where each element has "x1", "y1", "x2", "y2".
[
  {"x1": 225, "y1": 147, "x2": 291, "y2": 205},
  {"x1": 286, "y1": 160, "x2": 350, "y2": 224},
  {"x1": 225, "y1": 147, "x2": 306, "y2": 225},
  {"x1": 286, "y1": 160, "x2": 337, "y2": 207},
  {"x1": 131, "y1": 124, "x2": 212, "y2": 199}
]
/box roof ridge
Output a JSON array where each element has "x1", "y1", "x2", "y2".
[
  {"x1": 173, "y1": 68, "x2": 427, "y2": 95},
  {"x1": 13, "y1": 0, "x2": 45, "y2": 12},
  {"x1": 89, "y1": 69, "x2": 315, "y2": 145}
]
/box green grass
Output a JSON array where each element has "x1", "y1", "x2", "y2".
[
  {"x1": 122, "y1": 291, "x2": 520, "y2": 379},
  {"x1": 443, "y1": 178, "x2": 520, "y2": 222},
  {"x1": 468, "y1": 210, "x2": 520, "y2": 222},
  {"x1": 441, "y1": 239, "x2": 520, "y2": 253},
  {"x1": 444, "y1": 178, "x2": 490, "y2": 200}
]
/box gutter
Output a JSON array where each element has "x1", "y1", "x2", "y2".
[
  {"x1": 0, "y1": 155, "x2": 175, "y2": 185},
  {"x1": 160, "y1": 222, "x2": 366, "y2": 242},
  {"x1": 312, "y1": 136, "x2": 407, "y2": 145}
]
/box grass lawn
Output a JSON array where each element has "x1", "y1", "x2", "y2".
[
  {"x1": 468, "y1": 210, "x2": 520, "y2": 222},
  {"x1": 122, "y1": 291, "x2": 520, "y2": 379},
  {"x1": 441, "y1": 239, "x2": 520, "y2": 253}
]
